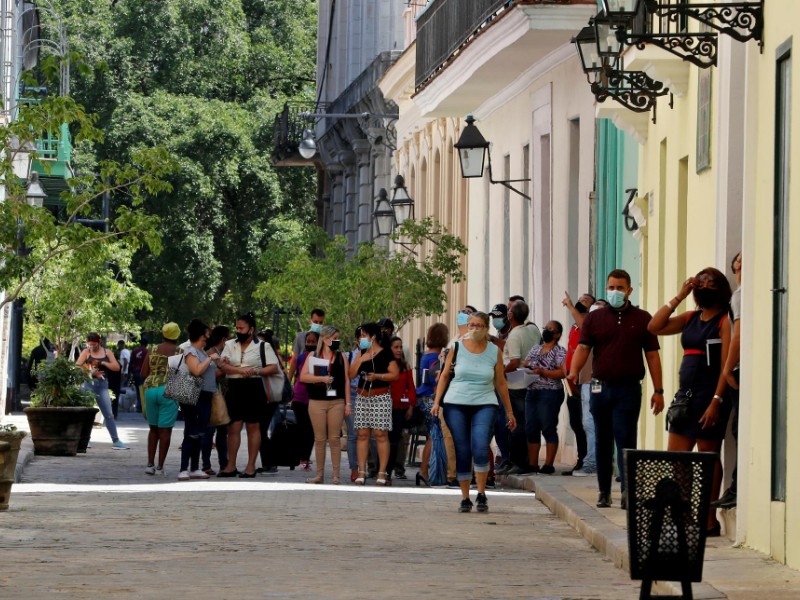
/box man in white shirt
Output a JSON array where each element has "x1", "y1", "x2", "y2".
[{"x1": 118, "y1": 341, "x2": 131, "y2": 384}]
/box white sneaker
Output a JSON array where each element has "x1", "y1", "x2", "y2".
[
  {"x1": 572, "y1": 468, "x2": 596, "y2": 477},
  {"x1": 189, "y1": 469, "x2": 210, "y2": 480},
  {"x1": 145, "y1": 465, "x2": 156, "y2": 475},
  {"x1": 155, "y1": 468, "x2": 166, "y2": 476},
  {"x1": 177, "y1": 471, "x2": 190, "y2": 481}
]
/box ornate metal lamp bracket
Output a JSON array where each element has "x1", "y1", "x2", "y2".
[
  {"x1": 645, "y1": 0, "x2": 764, "y2": 47},
  {"x1": 591, "y1": 68, "x2": 670, "y2": 116}
]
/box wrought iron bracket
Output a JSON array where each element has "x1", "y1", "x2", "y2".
[
  {"x1": 622, "y1": 188, "x2": 639, "y2": 232},
  {"x1": 627, "y1": 32, "x2": 717, "y2": 68},
  {"x1": 486, "y1": 152, "x2": 531, "y2": 200},
  {"x1": 645, "y1": 0, "x2": 764, "y2": 47},
  {"x1": 591, "y1": 68, "x2": 670, "y2": 114}
]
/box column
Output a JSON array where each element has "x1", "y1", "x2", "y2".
[
  {"x1": 328, "y1": 165, "x2": 344, "y2": 237},
  {"x1": 352, "y1": 139, "x2": 373, "y2": 244}
]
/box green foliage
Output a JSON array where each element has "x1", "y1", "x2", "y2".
[
  {"x1": 255, "y1": 219, "x2": 468, "y2": 343},
  {"x1": 24, "y1": 240, "x2": 152, "y2": 353},
  {"x1": 52, "y1": 0, "x2": 319, "y2": 327},
  {"x1": 29, "y1": 357, "x2": 96, "y2": 407}
]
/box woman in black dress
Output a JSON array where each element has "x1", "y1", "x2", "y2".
[{"x1": 648, "y1": 267, "x2": 733, "y2": 535}]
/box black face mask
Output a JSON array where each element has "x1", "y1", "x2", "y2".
[
  {"x1": 693, "y1": 287, "x2": 718, "y2": 308},
  {"x1": 236, "y1": 332, "x2": 251, "y2": 344},
  {"x1": 575, "y1": 302, "x2": 588, "y2": 314},
  {"x1": 330, "y1": 340, "x2": 341, "y2": 352},
  {"x1": 541, "y1": 329, "x2": 556, "y2": 343},
  {"x1": 304, "y1": 345, "x2": 316, "y2": 353}
]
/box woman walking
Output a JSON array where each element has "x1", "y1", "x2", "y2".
[
  {"x1": 77, "y1": 333, "x2": 127, "y2": 450},
  {"x1": 415, "y1": 323, "x2": 449, "y2": 486},
  {"x1": 648, "y1": 268, "x2": 733, "y2": 535},
  {"x1": 140, "y1": 323, "x2": 180, "y2": 474},
  {"x1": 218, "y1": 313, "x2": 279, "y2": 478},
  {"x1": 178, "y1": 319, "x2": 217, "y2": 481},
  {"x1": 348, "y1": 322, "x2": 398, "y2": 485},
  {"x1": 432, "y1": 312, "x2": 516, "y2": 513},
  {"x1": 522, "y1": 321, "x2": 567, "y2": 474},
  {"x1": 300, "y1": 326, "x2": 350, "y2": 484}
]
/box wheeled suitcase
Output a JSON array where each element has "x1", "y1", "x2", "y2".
[{"x1": 269, "y1": 404, "x2": 301, "y2": 469}]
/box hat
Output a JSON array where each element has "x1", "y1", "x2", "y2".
[
  {"x1": 162, "y1": 322, "x2": 180, "y2": 341},
  {"x1": 489, "y1": 304, "x2": 508, "y2": 318},
  {"x1": 377, "y1": 317, "x2": 395, "y2": 330}
]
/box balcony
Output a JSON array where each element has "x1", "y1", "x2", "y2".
[
  {"x1": 414, "y1": 0, "x2": 596, "y2": 116},
  {"x1": 271, "y1": 102, "x2": 319, "y2": 167}
]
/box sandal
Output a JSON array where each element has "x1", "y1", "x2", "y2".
[
  {"x1": 306, "y1": 475, "x2": 324, "y2": 484},
  {"x1": 376, "y1": 471, "x2": 388, "y2": 486},
  {"x1": 354, "y1": 469, "x2": 366, "y2": 485}
]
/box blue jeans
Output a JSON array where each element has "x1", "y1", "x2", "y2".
[
  {"x1": 181, "y1": 391, "x2": 212, "y2": 472},
  {"x1": 581, "y1": 384, "x2": 596, "y2": 470},
  {"x1": 443, "y1": 403, "x2": 497, "y2": 482},
  {"x1": 524, "y1": 388, "x2": 564, "y2": 444},
  {"x1": 589, "y1": 381, "x2": 641, "y2": 494},
  {"x1": 83, "y1": 378, "x2": 120, "y2": 442}
]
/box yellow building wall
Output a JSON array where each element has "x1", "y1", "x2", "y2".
[
  {"x1": 742, "y1": 0, "x2": 800, "y2": 567},
  {"x1": 636, "y1": 58, "x2": 719, "y2": 453}
]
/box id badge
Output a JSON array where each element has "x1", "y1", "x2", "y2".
[
  {"x1": 400, "y1": 396, "x2": 409, "y2": 404},
  {"x1": 326, "y1": 388, "x2": 337, "y2": 397},
  {"x1": 591, "y1": 379, "x2": 602, "y2": 394}
]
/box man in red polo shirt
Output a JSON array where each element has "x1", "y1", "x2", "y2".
[{"x1": 567, "y1": 269, "x2": 665, "y2": 509}]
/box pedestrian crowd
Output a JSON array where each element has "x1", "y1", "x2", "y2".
[{"x1": 63, "y1": 254, "x2": 741, "y2": 521}]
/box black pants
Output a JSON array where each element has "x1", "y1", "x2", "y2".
[
  {"x1": 291, "y1": 401, "x2": 315, "y2": 462},
  {"x1": 566, "y1": 393, "x2": 587, "y2": 464},
  {"x1": 387, "y1": 408, "x2": 409, "y2": 479},
  {"x1": 258, "y1": 402, "x2": 280, "y2": 468}
]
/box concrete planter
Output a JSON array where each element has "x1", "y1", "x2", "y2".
[
  {"x1": 77, "y1": 408, "x2": 100, "y2": 453},
  {"x1": 0, "y1": 430, "x2": 26, "y2": 481},
  {"x1": 23, "y1": 407, "x2": 96, "y2": 456}
]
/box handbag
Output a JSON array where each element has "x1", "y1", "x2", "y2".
[
  {"x1": 209, "y1": 389, "x2": 231, "y2": 426},
  {"x1": 163, "y1": 355, "x2": 202, "y2": 406},
  {"x1": 666, "y1": 389, "x2": 692, "y2": 430},
  {"x1": 260, "y1": 342, "x2": 293, "y2": 404}
]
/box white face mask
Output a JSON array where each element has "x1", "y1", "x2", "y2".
[{"x1": 589, "y1": 304, "x2": 603, "y2": 313}]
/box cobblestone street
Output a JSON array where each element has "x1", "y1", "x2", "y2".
[{"x1": 1, "y1": 412, "x2": 642, "y2": 599}]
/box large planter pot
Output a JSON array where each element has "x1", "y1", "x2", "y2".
[
  {"x1": 0, "y1": 430, "x2": 26, "y2": 481},
  {"x1": 23, "y1": 407, "x2": 96, "y2": 456},
  {"x1": 77, "y1": 408, "x2": 100, "y2": 454},
  {"x1": 0, "y1": 441, "x2": 13, "y2": 510}
]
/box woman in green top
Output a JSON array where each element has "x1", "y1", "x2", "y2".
[{"x1": 141, "y1": 322, "x2": 180, "y2": 476}]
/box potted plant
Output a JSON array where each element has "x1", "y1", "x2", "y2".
[
  {"x1": 0, "y1": 424, "x2": 26, "y2": 510},
  {"x1": 24, "y1": 358, "x2": 99, "y2": 456}
]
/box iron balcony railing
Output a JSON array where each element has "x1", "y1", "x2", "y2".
[
  {"x1": 271, "y1": 102, "x2": 320, "y2": 165},
  {"x1": 415, "y1": 0, "x2": 515, "y2": 91}
]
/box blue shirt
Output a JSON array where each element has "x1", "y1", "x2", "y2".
[
  {"x1": 443, "y1": 341, "x2": 499, "y2": 407},
  {"x1": 416, "y1": 352, "x2": 440, "y2": 397}
]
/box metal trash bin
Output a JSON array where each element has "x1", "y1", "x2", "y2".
[{"x1": 624, "y1": 450, "x2": 717, "y2": 600}]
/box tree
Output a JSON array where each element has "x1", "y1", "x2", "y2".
[
  {"x1": 255, "y1": 218, "x2": 468, "y2": 342},
  {"x1": 0, "y1": 96, "x2": 177, "y2": 311}
]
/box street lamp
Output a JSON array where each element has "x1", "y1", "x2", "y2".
[
  {"x1": 601, "y1": 0, "x2": 644, "y2": 19},
  {"x1": 390, "y1": 175, "x2": 413, "y2": 227},
  {"x1": 298, "y1": 128, "x2": 317, "y2": 159},
  {"x1": 454, "y1": 116, "x2": 531, "y2": 199},
  {"x1": 25, "y1": 172, "x2": 47, "y2": 208},
  {"x1": 372, "y1": 188, "x2": 395, "y2": 238}
]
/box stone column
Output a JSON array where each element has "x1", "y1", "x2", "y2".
[
  {"x1": 338, "y1": 150, "x2": 357, "y2": 246},
  {"x1": 352, "y1": 139, "x2": 374, "y2": 244},
  {"x1": 328, "y1": 165, "x2": 344, "y2": 237}
]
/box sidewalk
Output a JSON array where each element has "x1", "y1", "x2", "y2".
[{"x1": 499, "y1": 467, "x2": 800, "y2": 600}]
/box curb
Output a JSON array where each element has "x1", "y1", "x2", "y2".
[
  {"x1": 15, "y1": 436, "x2": 34, "y2": 483},
  {"x1": 501, "y1": 473, "x2": 726, "y2": 599}
]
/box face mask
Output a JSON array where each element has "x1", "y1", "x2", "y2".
[
  {"x1": 304, "y1": 345, "x2": 316, "y2": 353},
  {"x1": 330, "y1": 340, "x2": 341, "y2": 352},
  {"x1": 589, "y1": 304, "x2": 603, "y2": 313},
  {"x1": 542, "y1": 330, "x2": 555, "y2": 343},
  {"x1": 693, "y1": 287, "x2": 717, "y2": 308},
  {"x1": 456, "y1": 312, "x2": 469, "y2": 326},
  {"x1": 575, "y1": 302, "x2": 588, "y2": 314},
  {"x1": 309, "y1": 323, "x2": 322, "y2": 334},
  {"x1": 607, "y1": 290, "x2": 627, "y2": 309},
  {"x1": 467, "y1": 328, "x2": 487, "y2": 341},
  {"x1": 235, "y1": 332, "x2": 251, "y2": 344},
  {"x1": 492, "y1": 318, "x2": 506, "y2": 330},
  {"x1": 359, "y1": 338, "x2": 372, "y2": 350}
]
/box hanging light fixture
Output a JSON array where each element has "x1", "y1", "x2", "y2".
[
  {"x1": 372, "y1": 189, "x2": 395, "y2": 239},
  {"x1": 453, "y1": 115, "x2": 489, "y2": 179},
  {"x1": 25, "y1": 172, "x2": 47, "y2": 208},
  {"x1": 390, "y1": 175, "x2": 414, "y2": 227},
  {"x1": 298, "y1": 128, "x2": 317, "y2": 159}
]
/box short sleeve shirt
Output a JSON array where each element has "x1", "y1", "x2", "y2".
[
  {"x1": 731, "y1": 287, "x2": 741, "y2": 321},
  {"x1": 524, "y1": 344, "x2": 567, "y2": 390},
  {"x1": 504, "y1": 324, "x2": 542, "y2": 390},
  {"x1": 579, "y1": 304, "x2": 660, "y2": 383},
  {"x1": 183, "y1": 346, "x2": 217, "y2": 392},
  {"x1": 221, "y1": 339, "x2": 275, "y2": 379},
  {"x1": 119, "y1": 348, "x2": 131, "y2": 373}
]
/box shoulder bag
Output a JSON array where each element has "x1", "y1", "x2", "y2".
[
  {"x1": 260, "y1": 342, "x2": 293, "y2": 404},
  {"x1": 666, "y1": 389, "x2": 692, "y2": 430},
  {"x1": 163, "y1": 354, "x2": 202, "y2": 406}
]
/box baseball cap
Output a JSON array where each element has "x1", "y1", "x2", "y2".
[
  {"x1": 489, "y1": 304, "x2": 508, "y2": 318},
  {"x1": 162, "y1": 322, "x2": 180, "y2": 341}
]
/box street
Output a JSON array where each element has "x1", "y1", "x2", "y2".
[{"x1": 1, "y1": 412, "x2": 641, "y2": 599}]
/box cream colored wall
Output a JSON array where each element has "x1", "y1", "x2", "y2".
[{"x1": 740, "y1": 0, "x2": 800, "y2": 567}]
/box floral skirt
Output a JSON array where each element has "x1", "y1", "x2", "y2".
[{"x1": 354, "y1": 392, "x2": 392, "y2": 431}]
